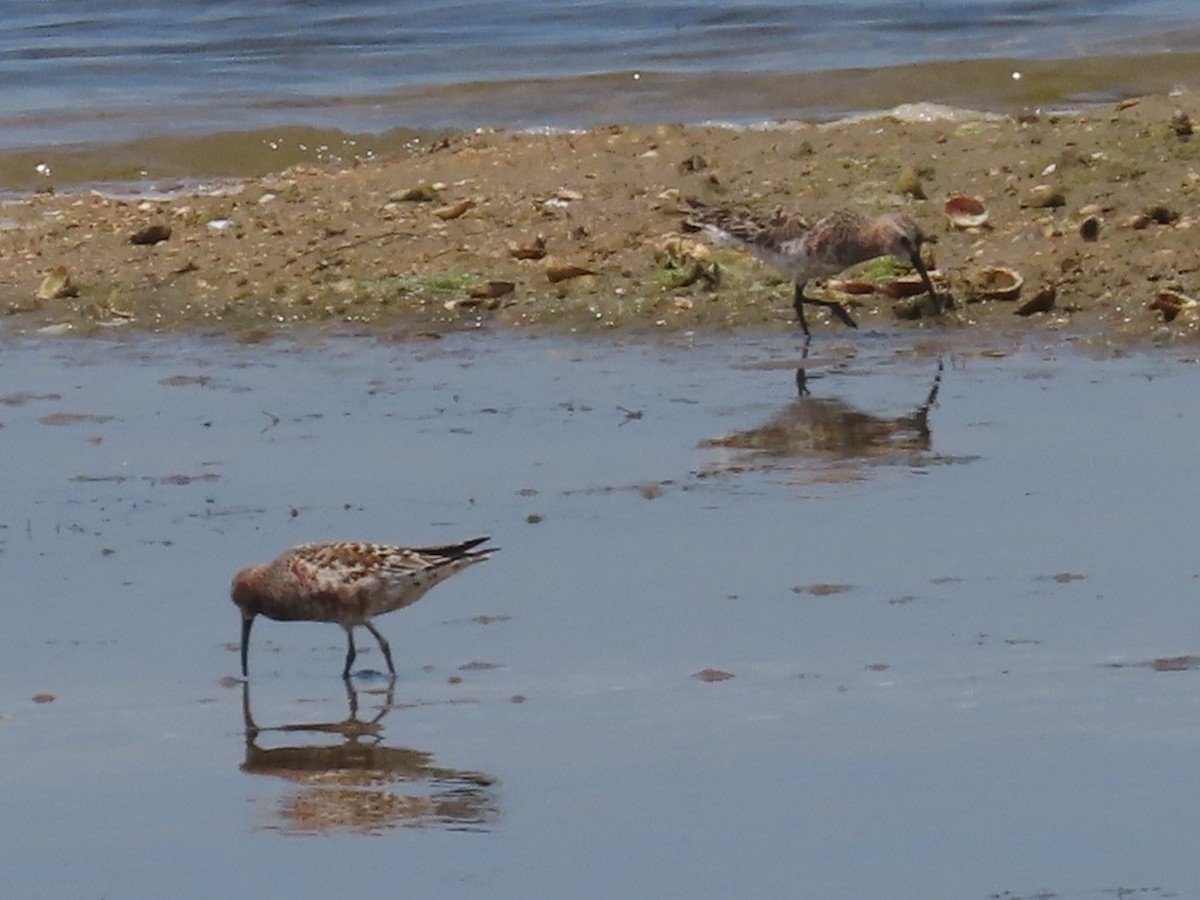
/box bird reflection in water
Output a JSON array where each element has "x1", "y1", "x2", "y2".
[
  {"x1": 700, "y1": 341, "x2": 944, "y2": 479},
  {"x1": 240, "y1": 681, "x2": 498, "y2": 835}
]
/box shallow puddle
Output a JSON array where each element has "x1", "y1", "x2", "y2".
[{"x1": 2, "y1": 330, "x2": 1199, "y2": 899}]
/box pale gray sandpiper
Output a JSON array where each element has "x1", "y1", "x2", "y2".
[
  {"x1": 231, "y1": 537, "x2": 497, "y2": 679},
  {"x1": 685, "y1": 199, "x2": 942, "y2": 335}
]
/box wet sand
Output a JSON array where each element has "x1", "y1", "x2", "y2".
[{"x1": 2, "y1": 92, "x2": 1200, "y2": 346}]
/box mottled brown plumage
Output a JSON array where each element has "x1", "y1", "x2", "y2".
[
  {"x1": 685, "y1": 199, "x2": 942, "y2": 334},
  {"x1": 232, "y1": 537, "x2": 497, "y2": 679}
]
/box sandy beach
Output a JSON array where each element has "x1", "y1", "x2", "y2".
[{"x1": 4, "y1": 91, "x2": 1199, "y2": 345}]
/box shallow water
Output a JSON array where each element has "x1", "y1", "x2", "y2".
[
  {"x1": 2, "y1": 330, "x2": 1200, "y2": 899},
  {"x1": 1, "y1": 1, "x2": 1199, "y2": 148}
]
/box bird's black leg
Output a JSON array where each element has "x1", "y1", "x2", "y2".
[
  {"x1": 365, "y1": 621, "x2": 396, "y2": 678},
  {"x1": 343, "y1": 627, "x2": 357, "y2": 680},
  {"x1": 240, "y1": 616, "x2": 254, "y2": 678},
  {"x1": 796, "y1": 281, "x2": 858, "y2": 331},
  {"x1": 817, "y1": 298, "x2": 859, "y2": 329},
  {"x1": 793, "y1": 282, "x2": 811, "y2": 336},
  {"x1": 241, "y1": 680, "x2": 258, "y2": 738}
]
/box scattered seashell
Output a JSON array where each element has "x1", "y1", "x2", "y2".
[
  {"x1": 1079, "y1": 216, "x2": 1101, "y2": 242},
  {"x1": 206, "y1": 219, "x2": 232, "y2": 231},
  {"x1": 433, "y1": 199, "x2": 475, "y2": 220},
  {"x1": 36, "y1": 266, "x2": 78, "y2": 301},
  {"x1": 467, "y1": 280, "x2": 515, "y2": 300},
  {"x1": 678, "y1": 155, "x2": 707, "y2": 175},
  {"x1": 967, "y1": 266, "x2": 1023, "y2": 302},
  {"x1": 1149, "y1": 289, "x2": 1199, "y2": 323},
  {"x1": 509, "y1": 236, "x2": 547, "y2": 260},
  {"x1": 1021, "y1": 185, "x2": 1066, "y2": 209},
  {"x1": 545, "y1": 262, "x2": 596, "y2": 284},
  {"x1": 129, "y1": 224, "x2": 171, "y2": 246},
  {"x1": 1015, "y1": 284, "x2": 1056, "y2": 316},
  {"x1": 944, "y1": 195, "x2": 988, "y2": 229},
  {"x1": 895, "y1": 167, "x2": 926, "y2": 200},
  {"x1": 555, "y1": 188, "x2": 584, "y2": 202}
]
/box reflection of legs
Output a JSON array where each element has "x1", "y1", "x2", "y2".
[
  {"x1": 908, "y1": 359, "x2": 945, "y2": 448},
  {"x1": 241, "y1": 680, "x2": 259, "y2": 737},
  {"x1": 923, "y1": 359, "x2": 945, "y2": 410},
  {"x1": 342, "y1": 678, "x2": 360, "y2": 719},
  {"x1": 365, "y1": 621, "x2": 397, "y2": 678},
  {"x1": 794, "y1": 282, "x2": 858, "y2": 334},
  {"x1": 342, "y1": 627, "x2": 357, "y2": 679},
  {"x1": 795, "y1": 333, "x2": 813, "y2": 397}
]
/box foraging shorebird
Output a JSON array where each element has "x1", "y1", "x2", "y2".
[
  {"x1": 685, "y1": 199, "x2": 942, "y2": 335},
  {"x1": 231, "y1": 537, "x2": 497, "y2": 679}
]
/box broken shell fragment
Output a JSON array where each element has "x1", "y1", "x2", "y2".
[
  {"x1": 1144, "y1": 204, "x2": 1180, "y2": 226},
  {"x1": 895, "y1": 167, "x2": 926, "y2": 200},
  {"x1": 509, "y1": 236, "x2": 547, "y2": 260},
  {"x1": 1015, "y1": 284, "x2": 1057, "y2": 316},
  {"x1": 1021, "y1": 185, "x2": 1066, "y2": 209},
  {"x1": 1149, "y1": 289, "x2": 1199, "y2": 323},
  {"x1": 467, "y1": 280, "x2": 515, "y2": 300},
  {"x1": 967, "y1": 266, "x2": 1023, "y2": 302},
  {"x1": 392, "y1": 182, "x2": 439, "y2": 202},
  {"x1": 129, "y1": 224, "x2": 171, "y2": 245},
  {"x1": 944, "y1": 195, "x2": 988, "y2": 229},
  {"x1": 36, "y1": 265, "x2": 78, "y2": 301},
  {"x1": 433, "y1": 199, "x2": 475, "y2": 220},
  {"x1": 827, "y1": 279, "x2": 877, "y2": 296},
  {"x1": 883, "y1": 271, "x2": 944, "y2": 299},
  {"x1": 667, "y1": 259, "x2": 720, "y2": 289},
  {"x1": 545, "y1": 262, "x2": 595, "y2": 284},
  {"x1": 444, "y1": 295, "x2": 506, "y2": 312},
  {"x1": 892, "y1": 293, "x2": 943, "y2": 321}
]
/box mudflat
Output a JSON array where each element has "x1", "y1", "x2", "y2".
[{"x1": 3, "y1": 93, "x2": 1199, "y2": 345}]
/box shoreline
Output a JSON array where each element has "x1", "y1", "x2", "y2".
[
  {"x1": 4, "y1": 46, "x2": 1200, "y2": 165},
  {"x1": 3, "y1": 92, "x2": 1200, "y2": 348}
]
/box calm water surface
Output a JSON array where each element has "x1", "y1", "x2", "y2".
[
  {"x1": 1, "y1": 330, "x2": 1199, "y2": 898},
  {"x1": 1, "y1": 1, "x2": 1198, "y2": 147}
]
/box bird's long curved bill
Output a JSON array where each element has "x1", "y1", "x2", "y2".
[{"x1": 910, "y1": 251, "x2": 938, "y2": 301}]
